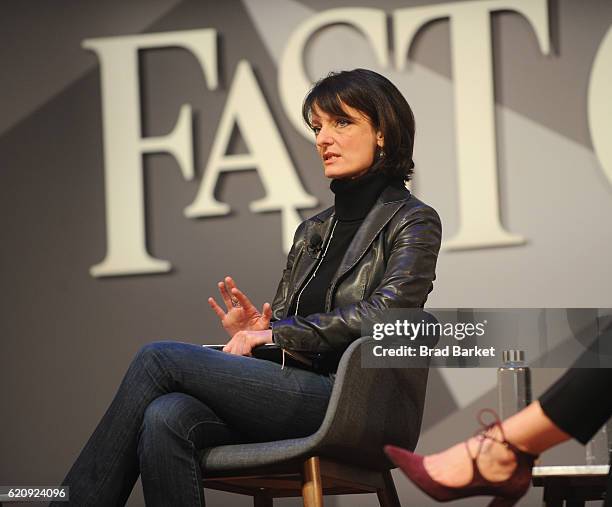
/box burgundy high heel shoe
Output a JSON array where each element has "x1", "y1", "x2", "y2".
[{"x1": 384, "y1": 409, "x2": 538, "y2": 507}]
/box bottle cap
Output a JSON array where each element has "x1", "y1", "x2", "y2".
[{"x1": 503, "y1": 350, "x2": 525, "y2": 363}]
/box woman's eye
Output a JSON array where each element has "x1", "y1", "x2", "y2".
[
  {"x1": 312, "y1": 126, "x2": 321, "y2": 135},
  {"x1": 336, "y1": 118, "x2": 350, "y2": 127}
]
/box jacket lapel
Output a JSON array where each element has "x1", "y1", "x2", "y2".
[
  {"x1": 331, "y1": 184, "x2": 411, "y2": 286},
  {"x1": 287, "y1": 184, "x2": 411, "y2": 315}
]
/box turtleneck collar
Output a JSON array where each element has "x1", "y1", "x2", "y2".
[{"x1": 330, "y1": 170, "x2": 401, "y2": 222}]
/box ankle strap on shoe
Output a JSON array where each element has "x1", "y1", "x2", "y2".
[{"x1": 472, "y1": 409, "x2": 539, "y2": 462}]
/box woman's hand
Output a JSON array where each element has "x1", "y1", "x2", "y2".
[
  {"x1": 208, "y1": 276, "x2": 273, "y2": 337},
  {"x1": 222, "y1": 329, "x2": 273, "y2": 356}
]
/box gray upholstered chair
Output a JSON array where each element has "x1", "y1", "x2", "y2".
[{"x1": 199, "y1": 336, "x2": 429, "y2": 507}]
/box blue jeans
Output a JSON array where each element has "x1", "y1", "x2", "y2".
[{"x1": 52, "y1": 341, "x2": 334, "y2": 506}]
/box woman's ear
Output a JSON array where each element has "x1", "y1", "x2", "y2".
[{"x1": 376, "y1": 131, "x2": 384, "y2": 148}]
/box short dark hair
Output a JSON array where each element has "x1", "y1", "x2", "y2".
[{"x1": 302, "y1": 68, "x2": 416, "y2": 182}]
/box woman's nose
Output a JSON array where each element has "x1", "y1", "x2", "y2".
[{"x1": 316, "y1": 127, "x2": 333, "y2": 148}]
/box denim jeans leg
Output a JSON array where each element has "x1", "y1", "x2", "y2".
[
  {"x1": 52, "y1": 343, "x2": 179, "y2": 506},
  {"x1": 137, "y1": 393, "x2": 239, "y2": 507},
  {"x1": 53, "y1": 341, "x2": 334, "y2": 507}
]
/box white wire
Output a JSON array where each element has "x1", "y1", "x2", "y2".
[
  {"x1": 281, "y1": 220, "x2": 337, "y2": 370},
  {"x1": 294, "y1": 220, "x2": 338, "y2": 317}
]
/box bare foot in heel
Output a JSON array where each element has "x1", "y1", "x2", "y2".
[
  {"x1": 384, "y1": 410, "x2": 538, "y2": 505},
  {"x1": 424, "y1": 427, "x2": 518, "y2": 487}
]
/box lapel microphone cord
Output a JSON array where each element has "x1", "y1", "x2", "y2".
[
  {"x1": 281, "y1": 220, "x2": 338, "y2": 370},
  {"x1": 294, "y1": 220, "x2": 338, "y2": 318}
]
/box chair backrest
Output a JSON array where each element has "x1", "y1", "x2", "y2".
[{"x1": 307, "y1": 336, "x2": 429, "y2": 470}]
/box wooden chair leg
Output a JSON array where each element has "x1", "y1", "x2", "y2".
[
  {"x1": 253, "y1": 489, "x2": 273, "y2": 507},
  {"x1": 301, "y1": 456, "x2": 324, "y2": 507},
  {"x1": 376, "y1": 470, "x2": 401, "y2": 507}
]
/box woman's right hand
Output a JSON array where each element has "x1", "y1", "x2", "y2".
[{"x1": 208, "y1": 276, "x2": 273, "y2": 338}]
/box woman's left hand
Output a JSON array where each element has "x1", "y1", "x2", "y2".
[{"x1": 222, "y1": 329, "x2": 273, "y2": 356}]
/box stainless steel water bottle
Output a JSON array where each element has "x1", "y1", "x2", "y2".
[{"x1": 497, "y1": 350, "x2": 532, "y2": 419}]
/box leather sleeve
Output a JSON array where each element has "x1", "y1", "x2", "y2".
[{"x1": 271, "y1": 205, "x2": 442, "y2": 353}]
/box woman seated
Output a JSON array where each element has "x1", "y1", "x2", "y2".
[{"x1": 54, "y1": 68, "x2": 442, "y2": 507}]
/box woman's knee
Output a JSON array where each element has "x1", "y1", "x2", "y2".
[
  {"x1": 125, "y1": 341, "x2": 180, "y2": 393},
  {"x1": 132, "y1": 340, "x2": 178, "y2": 369},
  {"x1": 140, "y1": 393, "x2": 186, "y2": 442},
  {"x1": 139, "y1": 393, "x2": 227, "y2": 451},
  {"x1": 136, "y1": 340, "x2": 178, "y2": 357}
]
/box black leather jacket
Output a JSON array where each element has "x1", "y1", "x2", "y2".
[{"x1": 271, "y1": 183, "x2": 441, "y2": 362}]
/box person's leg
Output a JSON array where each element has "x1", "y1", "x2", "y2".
[
  {"x1": 538, "y1": 367, "x2": 612, "y2": 444},
  {"x1": 54, "y1": 341, "x2": 334, "y2": 507},
  {"x1": 53, "y1": 344, "x2": 175, "y2": 507},
  {"x1": 137, "y1": 343, "x2": 334, "y2": 505},
  {"x1": 135, "y1": 341, "x2": 334, "y2": 442},
  {"x1": 401, "y1": 367, "x2": 612, "y2": 489},
  {"x1": 137, "y1": 393, "x2": 240, "y2": 507},
  {"x1": 386, "y1": 335, "x2": 612, "y2": 504},
  {"x1": 422, "y1": 401, "x2": 571, "y2": 487}
]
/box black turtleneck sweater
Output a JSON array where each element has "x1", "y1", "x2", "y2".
[{"x1": 291, "y1": 170, "x2": 399, "y2": 318}]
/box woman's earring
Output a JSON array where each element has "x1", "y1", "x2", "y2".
[{"x1": 379, "y1": 149, "x2": 385, "y2": 158}]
